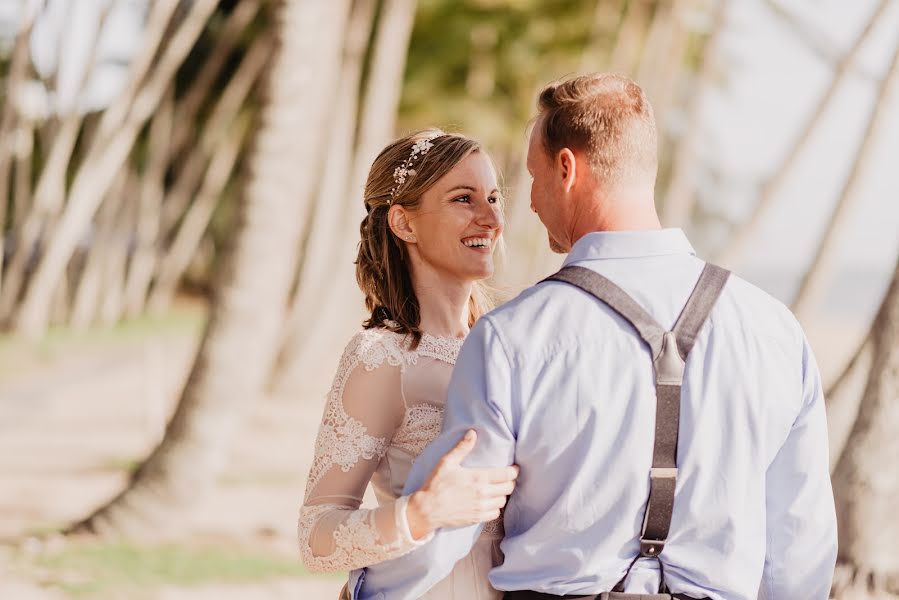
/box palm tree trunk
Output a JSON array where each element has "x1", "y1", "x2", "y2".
[
  {"x1": 825, "y1": 334, "x2": 873, "y2": 467},
  {"x1": 661, "y1": 0, "x2": 729, "y2": 227},
  {"x1": 716, "y1": 0, "x2": 891, "y2": 268},
  {"x1": 270, "y1": 0, "x2": 377, "y2": 393},
  {"x1": 12, "y1": 0, "x2": 217, "y2": 340},
  {"x1": 148, "y1": 114, "x2": 250, "y2": 314},
  {"x1": 791, "y1": 33, "x2": 899, "y2": 323},
  {"x1": 69, "y1": 171, "x2": 128, "y2": 331},
  {"x1": 280, "y1": 0, "x2": 418, "y2": 385},
  {"x1": 98, "y1": 171, "x2": 137, "y2": 326},
  {"x1": 0, "y1": 6, "x2": 36, "y2": 300},
  {"x1": 123, "y1": 89, "x2": 174, "y2": 318},
  {"x1": 635, "y1": 0, "x2": 677, "y2": 95},
  {"x1": 168, "y1": 0, "x2": 262, "y2": 163},
  {"x1": 158, "y1": 32, "x2": 274, "y2": 241},
  {"x1": 579, "y1": 0, "x2": 628, "y2": 72},
  {"x1": 830, "y1": 256, "x2": 899, "y2": 597},
  {"x1": 643, "y1": 0, "x2": 697, "y2": 135},
  {"x1": 0, "y1": 3, "x2": 112, "y2": 322},
  {"x1": 68, "y1": 0, "x2": 351, "y2": 538},
  {"x1": 608, "y1": 0, "x2": 652, "y2": 74}
]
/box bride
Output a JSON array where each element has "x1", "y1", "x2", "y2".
[{"x1": 298, "y1": 130, "x2": 516, "y2": 598}]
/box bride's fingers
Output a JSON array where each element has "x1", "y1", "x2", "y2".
[{"x1": 438, "y1": 430, "x2": 477, "y2": 468}]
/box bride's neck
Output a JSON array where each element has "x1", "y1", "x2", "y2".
[{"x1": 411, "y1": 267, "x2": 471, "y2": 340}]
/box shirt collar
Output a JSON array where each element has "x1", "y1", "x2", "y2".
[{"x1": 562, "y1": 228, "x2": 696, "y2": 266}]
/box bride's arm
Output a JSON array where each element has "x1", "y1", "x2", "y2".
[
  {"x1": 298, "y1": 344, "x2": 421, "y2": 573},
  {"x1": 298, "y1": 334, "x2": 518, "y2": 574}
]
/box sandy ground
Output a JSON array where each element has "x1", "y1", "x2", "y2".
[
  {"x1": 0, "y1": 320, "x2": 345, "y2": 599},
  {"x1": 0, "y1": 307, "x2": 870, "y2": 599}
]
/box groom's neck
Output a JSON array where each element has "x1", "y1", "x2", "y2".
[{"x1": 568, "y1": 184, "x2": 662, "y2": 242}]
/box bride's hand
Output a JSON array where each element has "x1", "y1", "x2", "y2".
[{"x1": 405, "y1": 430, "x2": 519, "y2": 540}]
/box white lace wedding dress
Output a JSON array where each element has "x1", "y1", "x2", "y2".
[{"x1": 298, "y1": 324, "x2": 503, "y2": 599}]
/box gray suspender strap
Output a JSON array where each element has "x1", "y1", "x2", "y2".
[
  {"x1": 543, "y1": 262, "x2": 730, "y2": 593},
  {"x1": 672, "y1": 265, "x2": 731, "y2": 358}
]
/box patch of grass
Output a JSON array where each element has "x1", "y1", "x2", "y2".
[
  {"x1": 95, "y1": 456, "x2": 142, "y2": 475},
  {"x1": 33, "y1": 541, "x2": 316, "y2": 598},
  {"x1": 22, "y1": 522, "x2": 66, "y2": 538},
  {"x1": 0, "y1": 303, "x2": 205, "y2": 378}
]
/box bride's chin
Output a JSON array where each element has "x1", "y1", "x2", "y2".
[{"x1": 453, "y1": 264, "x2": 493, "y2": 282}]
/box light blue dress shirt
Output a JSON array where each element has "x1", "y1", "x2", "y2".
[{"x1": 353, "y1": 229, "x2": 837, "y2": 600}]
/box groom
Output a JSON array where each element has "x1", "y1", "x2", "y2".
[{"x1": 353, "y1": 74, "x2": 837, "y2": 599}]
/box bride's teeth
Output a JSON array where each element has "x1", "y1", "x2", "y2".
[{"x1": 463, "y1": 238, "x2": 490, "y2": 247}]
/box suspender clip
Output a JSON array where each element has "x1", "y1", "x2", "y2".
[{"x1": 650, "y1": 467, "x2": 678, "y2": 479}]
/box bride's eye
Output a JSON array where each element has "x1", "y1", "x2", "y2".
[
  {"x1": 453, "y1": 195, "x2": 471, "y2": 203},
  {"x1": 488, "y1": 196, "x2": 500, "y2": 204}
]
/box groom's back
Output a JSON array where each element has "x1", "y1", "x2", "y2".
[{"x1": 484, "y1": 233, "x2": 835, "y2": 600}]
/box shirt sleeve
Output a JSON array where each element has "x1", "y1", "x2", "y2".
[
  {"x1": 298, "y1": 334, "x2": 433, "y2": 573},
  {"x1": 354, "y1": 317, "x2": 516, "y2": 599},
  {"x1": 759, "y1": 331, "x2": 837, "y2": 599}
]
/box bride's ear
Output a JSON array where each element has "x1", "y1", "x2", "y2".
[{"x1": 388, "y1": 205, "x2": 417, "y2": 244}]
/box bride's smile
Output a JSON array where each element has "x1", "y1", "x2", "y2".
[{"x1": 394, "y1": 151, "x2": 505, "y2": 283}]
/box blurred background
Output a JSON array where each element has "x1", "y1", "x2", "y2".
[{"x1": 1, "y1": 0, "x2": 897, "y2": 598}]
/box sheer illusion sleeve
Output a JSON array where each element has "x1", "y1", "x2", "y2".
[{"x1": 298, "y1": 331, "x2": 433, "y2": 573}]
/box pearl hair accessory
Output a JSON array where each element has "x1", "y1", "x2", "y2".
[{"x1": 389, "y1": 133, "x2": 441, "y2": 203}]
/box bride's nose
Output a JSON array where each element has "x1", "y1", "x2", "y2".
[{"x1": 475, "y1": 200, "x2": 503, "y2": 230}]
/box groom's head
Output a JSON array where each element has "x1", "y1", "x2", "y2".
[{"x1": 527, "y1": 74, "x2": 659, "y2": 253}]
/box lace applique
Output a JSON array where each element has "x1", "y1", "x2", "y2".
[
  {"x1": 382, "y1": 320, "x2": 464, "y2": 366},
  {"x1": 482, "y1": 514, "x2": 504, "y2": 538},
  {"x1": 393, "y1": 404, "x2": 444, "y2": 455},
  {"x1": 415, "y1": 333, "x2": 463, "y2": 366},
  {"x1": 305, "y1": 330, "x2": 405, "y2": 498},
  {"x1": 299, "y1": 503, "x2": 412, "y2": 572},
  {"x1": 298, "y1": 504, "x2": 335, "y2": 571}
]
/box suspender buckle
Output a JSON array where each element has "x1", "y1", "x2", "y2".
[
  {"x1": 650, "y1": 467, "x2": 678, "y2": 479},
  {"x1": 640, "y1": 538, "x2": 666, "y2": 556}
]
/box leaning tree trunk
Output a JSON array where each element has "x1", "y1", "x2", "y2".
[
  {"x1": 716, "y1": 0, "x2": 890, "y2": 268},
  {"x1": 69, "y1": 0, "x2": 350, "y2": 537},
  {"x1": 607, "y1": 0, "x2": 652, "y2": 74},
  {"x1": 661, "y1": 0, "x2": 729, "y2": 227},
  {"x1": 12, "y1": 0, "x2": 213, "y2": 340},
  {"x1": 826, "y1": 335, "x2": 874, "y2": 467},
  {"x1": 791, "y1": 32, "x2": 899, "y2": 323},
  {"x1": 122, "y1": 89, "x2": 174, "y2": 318},
  {"x1": 275, "y1": 0, "x2": 417, "y2": 390},
  {"x1": 830, "y1": 255, "x2": 899, "y2": 597},
  {"x1": 149, "y1": 114, "x2": 250, "y2": 314},
  {"x1": 269, "y1": 0, "x2": 377, "y2": 393},
  {"x1": 0, "y1": 5, "x2": 37, "y2": 300}
]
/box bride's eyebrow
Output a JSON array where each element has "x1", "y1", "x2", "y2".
[{"x1": 444, "y1": 185, "x2": 477, "y2": 195}]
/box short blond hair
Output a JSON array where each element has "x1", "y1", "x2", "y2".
[{"x1": 537, "y1": 73, "x2": 658, "y2": 186}]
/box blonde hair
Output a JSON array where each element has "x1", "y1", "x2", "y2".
[
  {"x1": 356, "y1": 129, "x2": 493, "y2": 348},
  {"x1": 537, "y1": 73, "x2": 658, "y2": 186}
]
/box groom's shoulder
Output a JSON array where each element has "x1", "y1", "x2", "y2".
[
  {"x1": 483, "y1": 277, "x2": 585, "y2": 335},
  {"x1": 721, "y1": 275, "x2": 814, "y2": 368},
  {"x1": 484, "y1": 267, "x2": 806, "y2": 348},
  {"x1": 717, "y1": 271, "x2": 804, "y2": 335}
]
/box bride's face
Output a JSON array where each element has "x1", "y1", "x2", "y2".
[{"x1": 399, "y1": 151, "x2": 504, "y2": 282}]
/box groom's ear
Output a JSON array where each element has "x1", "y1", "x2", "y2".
[{"x1": 558, "y1": 148, "x2": 577, "y2": 193}]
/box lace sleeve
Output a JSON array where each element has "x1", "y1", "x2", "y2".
[{"x1": 298, "y1": 331, "x2": 433, "y2": 572}]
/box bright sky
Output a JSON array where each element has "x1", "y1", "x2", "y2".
[{"x1": 703, "y1": 0, "x2": 899, "y2": 284}]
